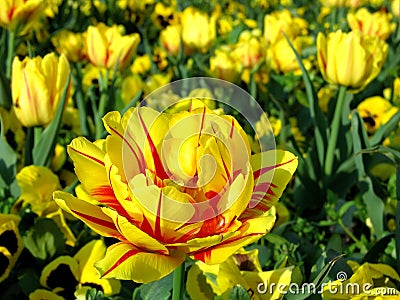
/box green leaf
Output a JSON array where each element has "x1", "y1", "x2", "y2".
[
  {"x1": 32, "y1": 72, "x2": 71, "y2": 167},
  {"x1": 135, "y1": 272, "x2": 173, "y2": 300},
  {"x1": 284, "y1": 33, "x2": 328, "y2": 169},
  {"x1": 285, "y1": 254, "x2": 345, "y2": 300},
  {"x1": 0, "y1": 68, "x2": 11, "y2": 110},
  {"x1": 361, "y1": 177, "x2": 384, "y2": 239},
  {"x1": 228, "y1": 285, "x2": 251, "y2": 300},
  {"x1": 22, "y1": 218, "x2": 66, "y2": 260},
  {"x1": 0, "y1": 114, "x2": 18, "y2": 191},
  {"x1": 361, "y1": 234, "x2": 395, "y2": 264}
]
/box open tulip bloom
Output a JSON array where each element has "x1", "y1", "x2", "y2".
[{"x1": 53, "y1": 95, "x2": 297, "y2": 284}]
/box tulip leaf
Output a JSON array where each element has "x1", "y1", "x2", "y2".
[
  {"x1": 228, "y1": 285, "x2": 251, "y2": 300},
  {"x1": 284, "y1": 33, "x2": 328, "y2": 170},
  {"x1": 32, "y1": 72, "x2": 71, "y2": 167},
  {"x1": 0, "y1": 69, "x2": 11, "y2": 110},
  {"x1": 361, "y1": 233, "x2": 394, "y2": 264},
  {"x1": 22, "y1": 218, "x2": 66, "y2": 260},
  {"x1": 0, "y1": 115, "x2": 18, "y2": 195},
  {"x1": 135, "y1": 272, "x2": 173, "y2": 300}
]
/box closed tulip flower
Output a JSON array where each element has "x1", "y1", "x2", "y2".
[
  {"x1": 210, "y1": 47, "x2": 242, "y2": 83},
  {"x1": 86, "y1": 23, "x2": 140, "y2": 70},
  {"x1": 0, "y1": 0, "x2": 45, "y2": 35},
  {"x1": 317, "y1": 30, "x2": 388, "y2": 91},
  {"x1": 51, "y1": 30, "x2": 87, "y2": 62},
  {"x1": 160, "y1": 24, "x2": 182, "y2": 56},
  {"x1": 181, "y1": 7, "x2": 216, "y2": 52},
  {"x1": 12, "y1": 53, "x2": 70, "y2": 127},
  {"x1": 233, "y1": 30, "x2": 266, "y2": 70},
  {"x1": 54, "y1": 102, "x2": 297, "y2": 283},
  {"x1": 347, "y1": 8, "x2": 396, "y2": 40}
]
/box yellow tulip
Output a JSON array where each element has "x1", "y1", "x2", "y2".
[
  {"x1": 181, "y1": 7, "x2": 216, "y2": 52},
  {"x1": 210, "y1": 46, "x2": 242, "y2": 83},
  {"x1": 233, "y1": 30, "x2": 266, "y2": 70},
  {"x1": 317, "y1": 30, "x2": 388, "y2": 91},
  {"x1": 321, "y1": 0, "x2": 365, "y2": 7},
  {"x1": 264, "y1": 9, "x2": 308, "y2": 44},
  {"x1": 160, "y1": 24, "x2": 182, "y2": 56},
  {"x1": 54, "y1": 101, "x2": 297, "y2": 283},
  {"x1": 392, "y1": 0, "x2": 400, "y2": 18},
  {"x1": 86, "y1": 23, "x2": 140, "y2": 70},
  {"x1": 0, "y1": 0, "x2": 45, "y2": 35},
  {"x1": 51, "y1": 30, "x2": 87, "y2": 62},
  {"x1": 11, "y1": 53, "x2": 70, "y2": 127},
  {"x1": 348, "y1": 8, "x2": 396, "y2": 40}
]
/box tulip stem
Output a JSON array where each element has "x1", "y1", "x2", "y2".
[
  {"x1": 96, "y1": 69, "x2": 110, "y2": 139},
  {"x1": 172, "y1": 262, "x2": 185, "y2": 300},
  {"x1": 73, "y1": 63, "x2": 90, "y2": 137},
  {"x1": 6, "y1": 31, "x2": 15, "y2": 79},
  {"x1": 324, "y1": 85, "x2": 347, "y2": 178}
]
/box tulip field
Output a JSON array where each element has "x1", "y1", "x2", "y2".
[{"x1": 1, "y1": 0, "x2": 400, "y2": 299}]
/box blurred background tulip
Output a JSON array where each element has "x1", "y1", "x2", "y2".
[
  {"x1": 11, "y1": 53, "x2": 70, "y2": 127},
  {"x1": 86, "y1": 23, "x2": 140, "y2": 70},
  {"x1": 51, "y1": 30, "x2": 87, "y2": 63}
]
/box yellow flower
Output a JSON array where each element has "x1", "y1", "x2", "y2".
[
  {"x1": 268, "y1": 36, "x2": 313, "y2": 75},
  {"x1": 0, "y1": 107, "x2": 25, "y2": 152},
  {"x1": 11, "y1": 53, "x2": 70, "y2": 127},
  {"x1": 357, "y1": 96, "x2": 398, "y2": 134},
  {"x1": 392, "y1": 0, "x2": 400, "y2": 18},
  {"x1": 0, "y1": 0, "x2": 45, "y2": 35},
  {"x1": 51, "y1": 30, "x2": 87, "y2": 63},
  {"x1": 131, "y1": 54, "x2": 151, "y2": 75},
  {"x1": 0, "y1": 214, "x2": 23, "y2": 283},
  {"x1": 187, "y1": 247, "x2": 296, "y2": 299},
  {"x1": 384, "y1": 77, "x2": 400, "y2": 105},
  {"x1": 31, "y1": 240, "x2": 120, "y2": 299},
  {"x1": 348, "y1": 8, "x2": 396, "y2": 40},
  {"x1": 181, "y1": 6, "x2": 216, "y2": 52},
  {"x1": 233, "y1": 30, "x2": 266, "y2": 70},
  {"x1": 86, "y1": 23, "x2": 140, "y2": 70},
  {"x1": 51, "y1": 144, "x2": 67, "y2": 172},
  {"x1": 264, "y1": 9, "x2": 308, "y2": 44},
  {"x1": 12, "y1": 166, "x2": 76, "y2": 246},
  {"x1": 121, "y1": 74, "x2": 143, "y2": 106},
  {"x1": 321, "y1": 0, "x2": 365, "y2": 7},
  {"x1": 323, "y1": 261, "x2": 400, "y2": 299},
  {"x1": 54, "y1": 102, "x2": 297, "y2": 283},
  {"x1": 160, "y1": 24, "x2": 182, "y2": 56},
  {"x1": 317, "y1": 30, "x2": 388, "y2": 91},
  {"x1": 317, "y1": 85, "x2": 337, "y2": 113},
  {"x1": 144, "y1": 72, "x2": 172, "y2": 96},
  {"x1": 210, "y1": 46, "x2": 242, "y2": 83},
  {"x1": 151, "y1": 2, "x2": 180, "y2": 28}
]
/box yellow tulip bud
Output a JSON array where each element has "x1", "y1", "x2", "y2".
[
  {"x1": 392, "y1": 0, "x2": 400, "y2": 18},
  {"x1": 348, "y1": 8, "x2": 396, "y2": 40},
  {"x1": 181, "y1": 7, "x2": 216, "y2": 52},
  {"x1": 317, "y1": 30, "x2": 388, "y2": 91},
  {"x1": 12, "y1": 53, "x2": 70, "y2": 127},
  {"x1": 160, "y1": 24, "x2": 182, "y2": 56},
  {"x1": 210, "y1": 47, "x2": 242, "y2": 83},
  {"x1": 51, "y1": 30, "x2": 87, "y2": 63},
  {"x1": 0, "y1": 0, "x2": 45, "y2": 35},
  {"x1": 86, "y1": 23, "x2": 140, "y2": 70}
]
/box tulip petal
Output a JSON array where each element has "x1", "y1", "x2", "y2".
[
  {"x1": 53, "y1": 191, "x2": 121, "y2": 239},
  {"x1": 95, "y1": 242, "x2": 185, "y2": 283},
  {"x1": 191, "y1": 208, "x2": 276, "y2": 265},
  {"x1": 243, "y1": 150, "x2": 297, "y2": 220}
]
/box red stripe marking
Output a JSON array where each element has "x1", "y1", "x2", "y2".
[
  {"x1": 197, "y1": 106, "x2": 207, "y2": 146},
  {"x1": 102, "y1": 248, "x2": 141, "y2": 277},
  {"x1": 253, "y1": 158, "x2": 296, "y2": 180},
  {"x1": 229, "y1": 118, "x2": 234, "y2": 139},
  {"x1": 154, "y1": 190, "x2": 163, "y2": 241},
  {"x1": 137, "y1": 110, "x2": 168, "y2": 179},
  {"x1": 72, "y1": 210, "x2": 116, "y2": 231},
  {"x1": 69, "y1": 146, "x2": 105, "y2": 166}
]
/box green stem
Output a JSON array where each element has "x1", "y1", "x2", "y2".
[
  {"x1": 73, "y1": 63, "x2": 90, "y2": 137},
  {"x1": 24, "y1": 126, "x2": 34, "y2": 166},
  {"x1": 172, "y1": 262, "x2": 185, "y2": 300},
  {"x1": 6, "y1": 31, "x2": 15, "y2": 79},
  {"x1": 338, "y1": 219, "x2": 361, "y2": 246},
  {"x1": 96, "y1": 69, "x2": 110, "y2": 140},
  {"x1": 324, "y1": 85, "x2": 347, "y2": 177}
]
